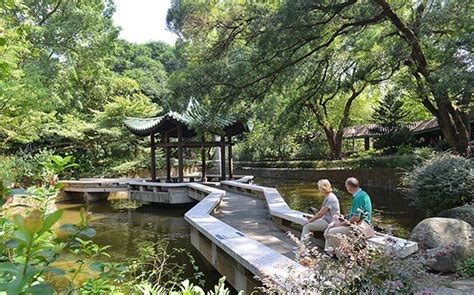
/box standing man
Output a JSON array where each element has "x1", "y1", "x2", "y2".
[{"x1": 324, "y1": 177, "x2": 373, "y2": 253}]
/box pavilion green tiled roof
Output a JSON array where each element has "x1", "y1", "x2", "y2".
[{"x1": 124, "y1": 98, "x2": 250, "y2": 137}]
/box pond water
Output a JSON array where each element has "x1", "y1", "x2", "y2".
[
  {"x1": 254, "y1": 178, "x2": 425, "y2": 238},
  {"x1": 56, "y1": 199, "x2": 223, "y2": 291},
  {"x1": 56, "y1": 178, "x2": 424, "y2": 291}
]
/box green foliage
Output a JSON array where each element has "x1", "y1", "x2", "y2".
[
  {"x1": 234, "y1": 121, "x2": 299, "y2": 161},
  {"x1": 135, "y1": 277, "x2": 237, "y2": 295},
  {"x1": 371, "y1": 93, "x2": 414, "y2": 152},
  {"x1": 42, "y1": 155, "x2": 78, "y2": 178},
  {"x1": 0, "y1": 180, "x2": 124, "y2": 294},
  {"x1": 0, "y1": 157, "x2": 126, "y2": 293},
  {"x1": 350, "y1": 148, "x2": 385, "y2": 159},
  {"x1": 1, "y1": 159, "x2": 230, "y2": 294},
  {"x1": 0, "y1": 208, "x2": 64, "y2": 294},
  {"x1": 413, "y1": 147, "x2": 436, "y2": 160},
  {"x1": 112, "y1": 40, "x2": 183, "y2": 104},
  {"x1": 0, "y1": 150, "x2": 55, "y2": 186},
  {"x1": 125, "y1": 240, "x2": 204, "y2": 290},
  {"x1": 0, "y1": 180, "x2": 10, "y2": 207},
  {"x1": 395, "y1": 144, "x2": 414, "y2": 156},
  {"x1": 457, "y1": 257, "x2": 474, "y2": 279},
  {"x1": 236, "y1": 154, "x2": 423, "y2": 170},
  {"x1": 232, "y1": 95, "x2": 330, "y2": 161},
  {"x1": 373, "y1": 126, "x2": 414, "y2": 152},
  {"x1": 372, "y1": 92, "x2": 408, "y2": 130},
  {"x1": 0, "y1": 0, "x2": 184, "y2": 179},
  {"x1": 401, "y1": 154, "x2": 474, "y2": 216},
  {"x1": 168, "y1": 0, "x2": 472, "y2": 154}
]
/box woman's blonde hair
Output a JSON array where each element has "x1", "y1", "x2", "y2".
[{"x1": 317, "y1": 179, "x2": 333, "y2": 193}]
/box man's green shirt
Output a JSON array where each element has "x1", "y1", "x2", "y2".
[{"x1": 347, "y1": 189, "x2": 372, "y2": 222}]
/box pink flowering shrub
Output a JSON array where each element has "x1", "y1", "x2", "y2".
[{"x1": 258, "y1": 227, "x2": 432, "y2": 294}]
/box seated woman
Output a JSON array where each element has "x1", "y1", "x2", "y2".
[{"x1": 301, "y1": 179, "x2": 340, "y2": 240}]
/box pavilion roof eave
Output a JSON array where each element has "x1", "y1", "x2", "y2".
[
  {"x1": 124, "y1": 117, "x2": 251, "y2": 138},
  {"x1": 123, "y1": 114, "x2": 251, "y2": 138},
  {"x1": 124, "y1": 97, "x2": 251, "y2": 138},
  {"x1": 124, "y1": 115, "x2": 194, "y2": 137}
]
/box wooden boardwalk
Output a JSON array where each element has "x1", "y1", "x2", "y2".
[{"x1": 214, "y1": 191, "x2": 296, "y2": 259}]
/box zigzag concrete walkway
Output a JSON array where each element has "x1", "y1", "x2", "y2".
[{"x1": 213, "y1": 191, "x2": 296, "y2": 259}]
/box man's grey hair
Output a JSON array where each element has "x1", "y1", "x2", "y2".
[{"x1": 345, "y1": 177, "x2": 360, "y2": 188}]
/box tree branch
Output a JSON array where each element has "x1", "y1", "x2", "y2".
[
  {"x1": 373, "y1": 0, "x2": 429, "y2": 78},
  {"x1": 38, "y1": 0, "x2": 63, "y2": 26}
]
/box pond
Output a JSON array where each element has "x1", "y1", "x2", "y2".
[
  {"x1": 56, "y1": 198, "x2": 223, "y2": 291},
  {"x1": 254, "y1": 178, "x2": 425, "y2": 238},
  {"x1": 56, "y1": 178, "x2": 425, "y2": 291}
]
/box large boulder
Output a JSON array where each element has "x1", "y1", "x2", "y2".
[
  {"x1": 410, "y1": 217, "x2": 473, "y2": 273},
  {"x1": 411, "y1": 217, "x2": 472, "y2": 249},
  {"x1": 438, "y1": 204, "x2": 474, "y2": 226}
]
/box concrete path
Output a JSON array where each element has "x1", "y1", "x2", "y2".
[{"x1": 214, "y1": 191, "x2": 296, "y2": 259}]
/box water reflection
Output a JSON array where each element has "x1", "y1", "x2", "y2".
[
  {"x1": 254, "y1": 178, "x2": 424, "y2": 238},
  {"x1": 56, "y1": 200, "x2": 222, "y2": 290}
]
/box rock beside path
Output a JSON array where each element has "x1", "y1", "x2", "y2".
[
  {"x1": 411, "y1": 218, "x2": 473, "y2": 273},
  {"x1": 411, "y1": 217, "x2": 472, "y2": 249}
]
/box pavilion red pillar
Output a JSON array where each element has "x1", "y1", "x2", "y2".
[
  {"x1": 165, "y1": 131, "x2": 171, "y2": 182},
  {"x1": 220, "y1": 134, "x2": 226, "y2": 180},
  {"x1": 150, "y1": 132, "x2": 156, "y2": 181},
  {"x1": 201, "y1": 134, "x2": 207, "y2": 182},
  {"x1": 177, "y1": 124, "x2": 184, "y2": 182},
  {"x1": 227, "y1": 129, "x2": 233, "y2": 179}
]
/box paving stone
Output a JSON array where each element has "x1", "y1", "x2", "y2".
[{"x1": 214, "y1": 191, "x2": 297, "y2": 259}]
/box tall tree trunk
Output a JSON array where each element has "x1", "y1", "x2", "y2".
[
  {"x1": 435, "y1": 101, "x2": 470, "y2": 154},
  {"x1": 306, "y1": 103, "x2": 344, "y2": 160},
  {"x1": 322, "y1": 127, "x2": 342, "y2": 160},
  {"x1": 374, "y1": 0, "x2": 471, "y2": 155},
  {"x1": 306, "y1": 84, "x2": 365, "y2": 160}
]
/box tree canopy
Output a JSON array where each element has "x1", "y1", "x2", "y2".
[
  {"x1": 167, "y1": 0, "x2": 472, "y2": 156},
  {"x1": 0, "y1": 0, "x2": 185, "y2": 178},
  {"x1": 0, "y1": 0, "x2": 471, "y2": 182}
]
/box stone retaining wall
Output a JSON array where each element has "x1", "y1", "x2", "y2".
[{"x1": 234, "y1": 167, "x2": 402, "y2": 190}]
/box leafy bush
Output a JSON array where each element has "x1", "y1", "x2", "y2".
[
  {"x1": 373, "y1": 126, "x2": 415, "y2": 152},
  {"x1": 0, "y1": 149, "x2": 54, "y2": 186},
  {"x1": 457, "y1": 257, "x2": 474, "y2": 278},
  {"x1": 292, "y1": 141, "x2": 330, "y2": 161},
  {"x1": 236, "y1": 154, "x2": 422, "y2": 170},
  {"x1": 349, "y1": 148, "x2": 385, "y2": 159},
  {"x1": 396, "y1": 144, "x2": 414, "y2": 155},
  {"x1": 401, "y1": 154, "x2": 474, "y2": 216},
  {"x1": 0, "y1": 154, "x2": 234, "y2": 294},
  {"x1": 125, "y1": 240, "x2": 204, "y2": 290},
  {"x1": 0, "y1": 197, "x2": 126, "y2": 293},
  {"x1": 413, "y1": 147, "x2": 435, "y2": 160}
]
